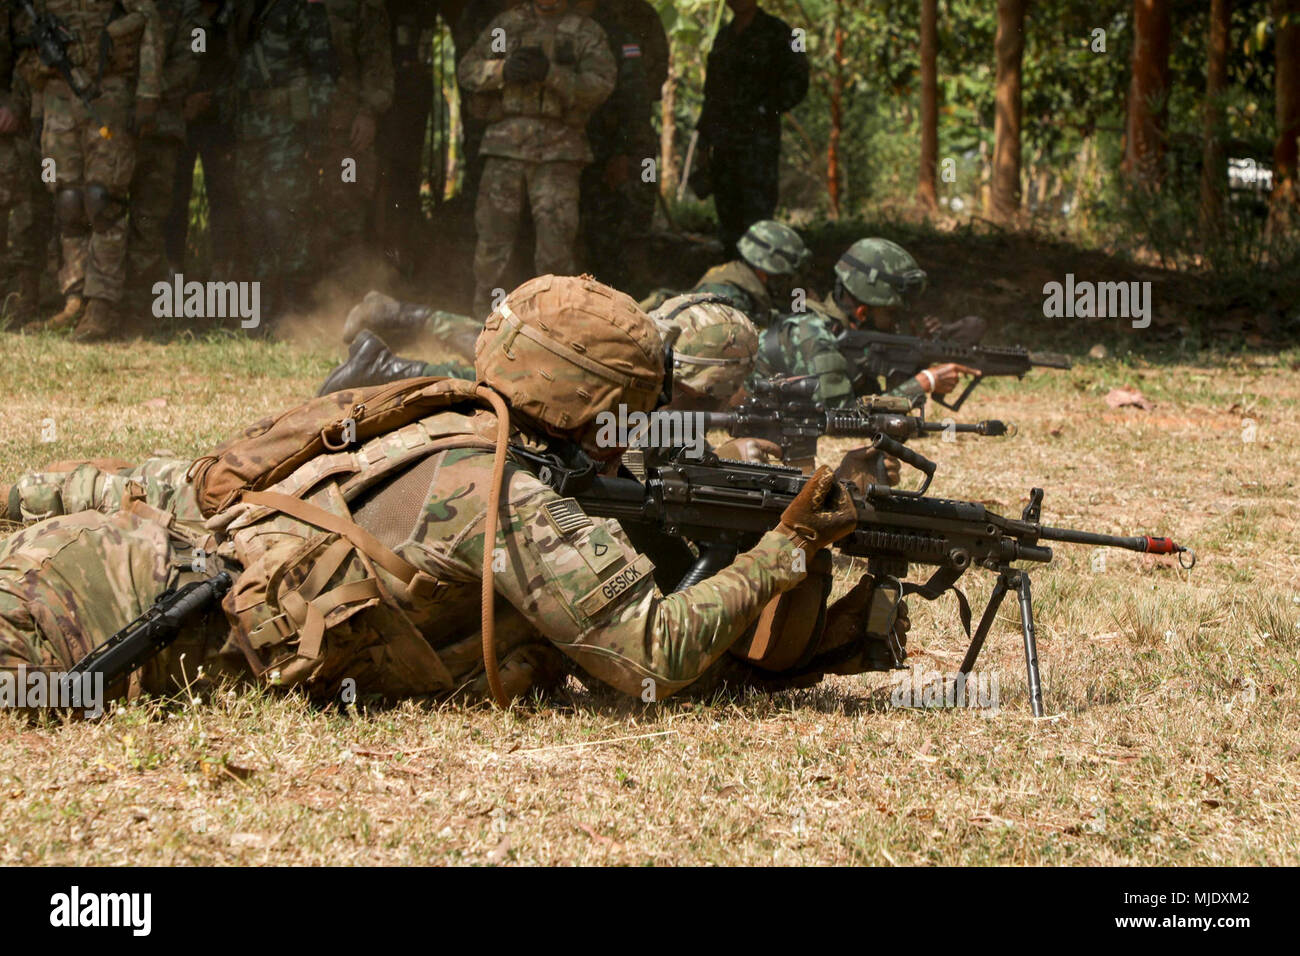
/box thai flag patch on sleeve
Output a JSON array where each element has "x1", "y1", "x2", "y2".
[{"x1": 622, "y1": 43, "x2": 642, "y2": 58}]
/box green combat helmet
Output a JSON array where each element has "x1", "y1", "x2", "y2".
[
  {"x1": 835, "y1": 238, "x2": 928, "y2": 307},
  {"x1": 651, "y1": 293, "x2": 759, "y2": 404},
  {"x1": 736, "y1": 220, "x2": 810, "y2": 276}
]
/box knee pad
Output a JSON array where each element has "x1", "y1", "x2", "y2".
[
  {"x1": 55, "y1": 186, "x2": 88, "y2": 234},
  {"x1": 84, "y1": 181, "x2": 127, "y2": 231}
]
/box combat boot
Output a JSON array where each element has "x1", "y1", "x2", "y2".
[
  {"x1": 72, "y1": 298, "x2": 116, "y2": 342},
  {"x1": 41, "y1": 294, "x2": 84, "y2": 332},
  {"x1": 317, "y1": 330, "x2": 432, "y2": 396},
  {"x1": 341, "y1": 291, "x2": 435, "y2": 344}
]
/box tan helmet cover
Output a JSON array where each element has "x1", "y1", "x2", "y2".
[
  {"x1": 475, "y1": 275, "x2": 665, "y2": 435},
  {"x1": 651, "y1": 293, "x2": 759, "y2": 403}
]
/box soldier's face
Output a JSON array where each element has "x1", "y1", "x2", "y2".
[{"x1": 856, "y1": 304, "x2": 898, "y2": 332}]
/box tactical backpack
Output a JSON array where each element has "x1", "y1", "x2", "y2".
[{"x1": 190, "y1": 377, "x2": 517, "y2": 704}]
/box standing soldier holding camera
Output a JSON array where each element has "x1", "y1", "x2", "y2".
[{"x1": 19, "y1": 0, "x2": 164, "y2": 341}]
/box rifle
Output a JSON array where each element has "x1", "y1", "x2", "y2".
[
  {"x1": 512, "y1": 443, "x2": 1194, "y2": 716},
  {"x1": 67, "y1": 572, "x2": 233, "y2": 689},
  {"x1": 18, "y1": 0, "x2": 112, "y2": 139},
  {"x1": 704, "y1": 375, "x2": 1013, "y2": 466},
  {"x1": 836, "y1": 328, "x2": 1071, "y2": 411}
]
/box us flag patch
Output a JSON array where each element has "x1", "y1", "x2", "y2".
[
  {"x1": 542, "y1": 497, "x2": 594, "y2": 538},
  {"x1": 622, "y1": 43, "x2": 641, "y2": 58}
]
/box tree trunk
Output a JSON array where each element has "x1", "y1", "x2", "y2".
[
  {"x1": 660, "y1": 57, "x2": 679, "y2": 202},
  {"x1": 918, "y1": 0, "x2": 939, "y2": 210},
  {"x1": 1122, "y1": 0, "x2": 1172, "y2": 186},
  {"x1": 827, "y1": 2, "x2": 845, "y2": 220},
  {"x1": 1272, "y1": 0, "x2": 1300, "y2": 219},
  {"x1": 1199, "y1": 0, "x2": 1231, "y2": 234},
  {"x1": 991, "y1": 0, "x2": 1026, "y2": 222}
]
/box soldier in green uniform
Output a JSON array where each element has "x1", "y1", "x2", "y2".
[
  {"x1": 458, "y1": 0, "x2": 616, "y2": 318},
  {"x1": 0, "y1": 275, "x2": 902, "y2": 705},
  {"x1": 640, "y1": 218, "x2": 808, "y2": 329},
  {"x1": 318, "y1": 0, "x2": 392, "y2": 263},
  {"x1": 695, "y1": 0, "x2": 807, "y2": 256},
  {"x1": 231, "y1": 0, "x2": 337, "y2": 324},
  {"x1": 758, "y1": 238, "x2": 979, "y2": 407},
  {"x1": 18, "y1": 0, "x2": 164, "y2": 341},
  {"x1": 127, "y1": 0, "x2": 204, "y2": 321}
]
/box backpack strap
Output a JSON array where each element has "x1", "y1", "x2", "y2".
[{"x1": 241, "y1": 489, "x2": 420, "y2": 585}]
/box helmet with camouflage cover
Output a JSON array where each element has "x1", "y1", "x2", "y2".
[
  {"x1": 475, "y1": 275, "x2": 665, "y2": 437},
  {"x1": 650, "y1": 293, "x2": 759, "y2": 403},
  {"x1": 736, "y1": 220, "x2": 809, "y2": 277},
  {"x1": 835, "y1": 238, "x2": 928, "y2": 307}
]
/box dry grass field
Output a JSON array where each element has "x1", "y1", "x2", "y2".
[{"x1": 0, "y1": 328, "x2": 1296, "y2": 865}]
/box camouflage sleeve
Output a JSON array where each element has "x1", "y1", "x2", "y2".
[
  {"x1": 457, "y1": 12, "x2": 507, "y2": 93},
  {"x1": 886, "y1": 376, "x2": 926, "y2": 404},
  {"x1": 125, "y1": 0, "x2": 166, "y2": 101},
  {"x1": 407, "y1": 453, "x2": 807, "y2": 699},
  {"x1": 546, "y1": 20, "x2": 615, "y2": 115},
  {"x1": 357, "y1": 0, "x2": 393, "y2": 117},
  {"x1": 6, "y1": 458, "x2": 202, "y2": 524},
  {"x1": 299, "y1": 0, "x2": 340, "y2": 116}
]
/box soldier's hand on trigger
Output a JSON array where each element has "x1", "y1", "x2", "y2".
[
  {"x1": 834, "y1": 446, "x2": 900, "y2": 489},
  {"x1": 504, "y1": 46, "x2": 550, "y2": 84},
  {"x1": 916, "y1": 362, "x2": 979, "y2": 397},
  {"x1": 350, "y1": 112, "x2": 376, "y2": 152},
  {"x1": 776, "y1": 466, "x2": 858, "y2": 554},
  {"x1": 921, "y1": 315, "x2": 943, "y2": 338},
  {"x1": 715, "y1": 437, "x2": 783, "y2": 463},
  {"x1": 135, "y1": 98, "x2": 159, "y2": 136}
]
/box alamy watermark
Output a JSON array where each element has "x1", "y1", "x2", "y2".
[
  {"x1": 1042, "y1": 274, "x2": 1152, "y2": 329},
  {"x1": 152, "y1": 273, "x2": 260, "y2": 328},
  {"x1": 594, "y1": 405, "x2": 706, "y2": 458},
  {"x1": 891, "y1": 667, "x2": 999, "y2": 714},
  {"x1": 0, "y1": 666, "x2": 104, "y2": 718}
]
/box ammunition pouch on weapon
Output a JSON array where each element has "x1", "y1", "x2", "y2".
[{"x1": 732, "y1": 549, "x2": 833, "y2": 671}]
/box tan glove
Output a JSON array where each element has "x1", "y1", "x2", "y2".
[
  {"x1": 834, "y1": 446, "x2": 900, "y2": 489},
  {"x1": 776, "y1": 466, "x2": 858, "y2": 554},
  {"x1": 715, "y1": 436, "x2": 783, "y2": 463}
]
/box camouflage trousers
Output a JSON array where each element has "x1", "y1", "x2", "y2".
[
  {"x1": 317, "y1": 119, "x2": 379, "y2": 261},
  {"x1": 0, "y1": 129, "x2": 45, "y2": 283},
  {"x1": 235, "y1": 122, "x2": 320, "y2": 304},
  {"x1": 0, "y1": 504, "x2": 242, "y2": 697},
  {"x1": 128, "y1": 135, "x2": 181, "y2": 311},
  {"x1": 7, "y1": 457, "x2": 203, "y2": 528},
  {"x1": 42, "y1": 79, "x2": 138, "y2": 303},
  {"x1": 473, "y1": 157, "x2": 581, "y2": 317}
]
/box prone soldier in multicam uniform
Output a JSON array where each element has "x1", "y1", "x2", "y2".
[
  {"x1": 640, "y1": 219, "x2": 808, "y2": 330},
  {"x1": 758, "y1": 238, "x2": 982, "y2": 407},
  {"x1": 18, "y1": 0, "x2": 165, "y2": 341},
  {"x1": 458, "y1": 0, "x2": 615, "y2": 318},
  {"x1": 0, "y1": 275, "x2": 904, "y2": 704}
]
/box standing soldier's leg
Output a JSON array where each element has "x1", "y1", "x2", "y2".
[
  {"x1": 529, "y1": 160, "x2": 581, "y2": 279},
  {"x1": 127, "y1": 137, "x2": 181, "y2": 320},
  {"x1": 77, "y1": 87, "x2": 139, "y2": 341},
  {"x1": 10, "y1": 129, "x2": 49, "y2": 322},
  {"x1": 472, "y1": 157, "x2": 526, "y2": 317},
  {"x1": 201, "y1": 128, "x2": 241, "y2": 273},
  {"x1": 40, "y1": 88, "x2": 89, "y2": 331}
]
